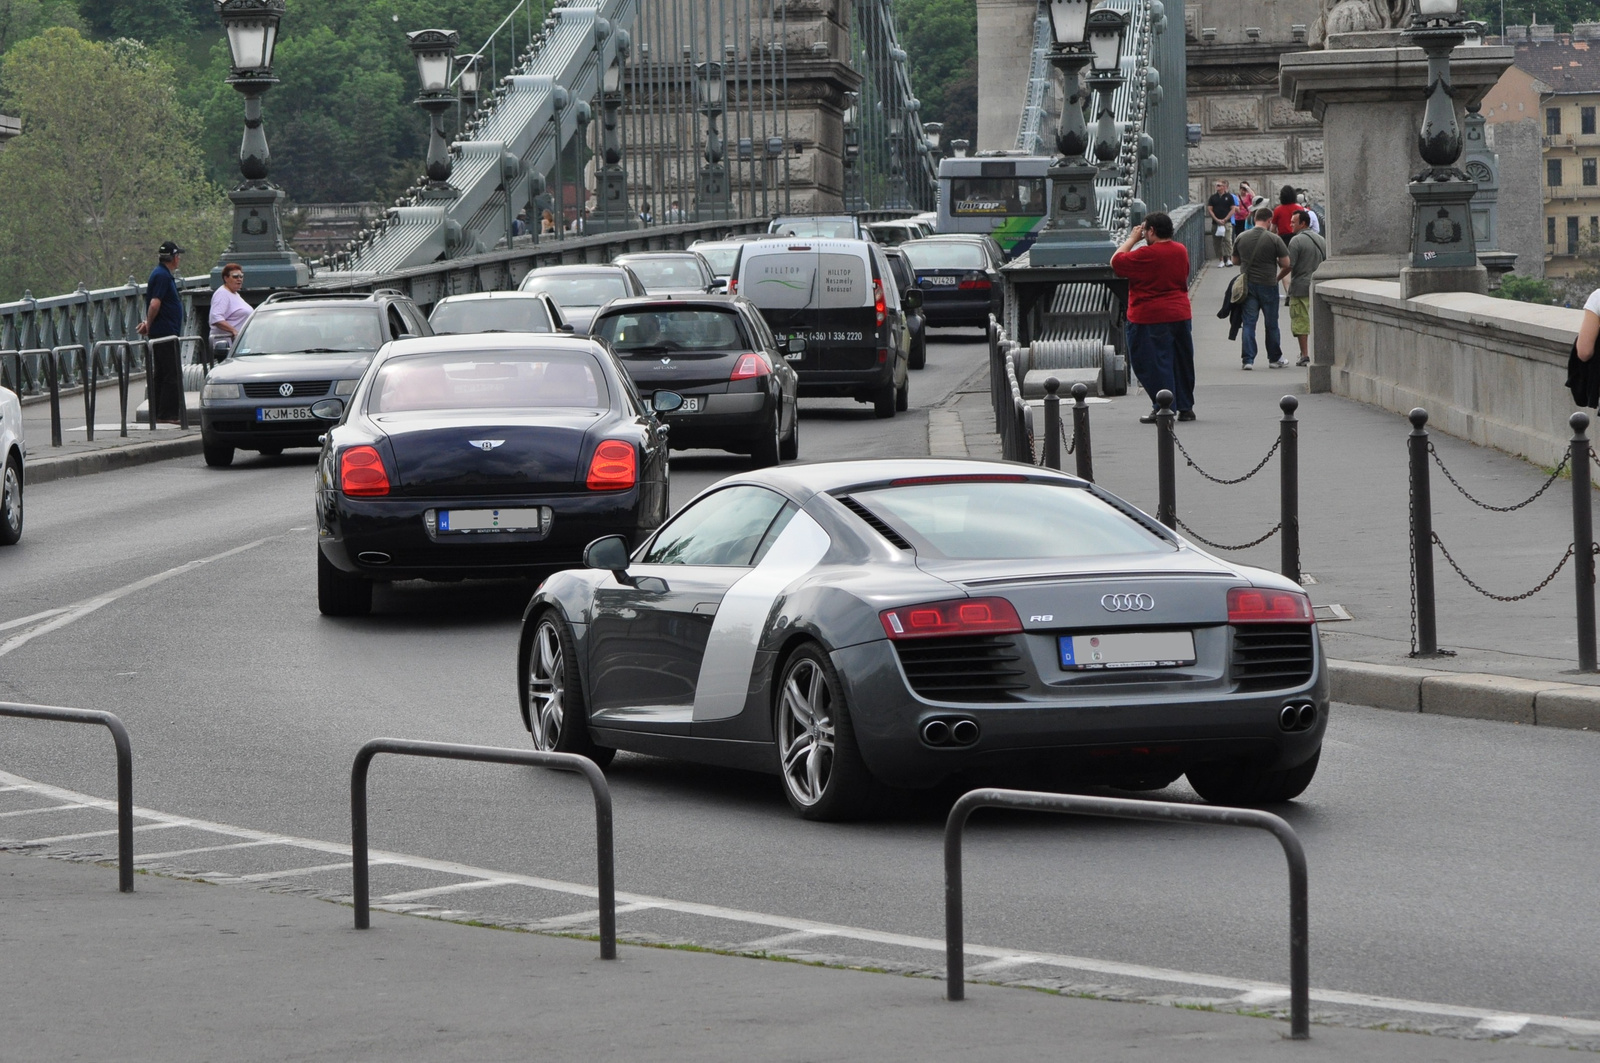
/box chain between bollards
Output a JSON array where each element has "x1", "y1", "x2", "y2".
[
  {"x1": 1572, "y1": 412, "x2": 1597, "y2": 672},
  {"x1": 1043, "y1": 377, "x2": 1062, "y2": 470},
  {"x1": 1409, "y1": 408, "x2": 1440, "y2": 657},
  {"x1": 1155, "y1": 390, "x2": 1176, "y2": 528},
  {"x1": 1071, "y1": 383, "x2": 1094, "y2": 482},
  {"x1": 1280, "y1": 396, "x2": 1300, "y2": 584}
]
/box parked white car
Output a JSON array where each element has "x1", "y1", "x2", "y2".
[{"x1": 0, "y1": 384, "x2": 23, "y2": 545}]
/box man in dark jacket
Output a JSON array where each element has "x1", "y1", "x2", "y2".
[{"x1": 136, "y1": 240, "x2": 185, "y2": 423}]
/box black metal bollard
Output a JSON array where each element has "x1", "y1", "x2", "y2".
[
  {"x1": 1072, "y1": 382, "x2": 1094, "y2": 482},
  {"x1": 1572, "y1": 412, "x2": 1597, "y2": 672},
  {"x1": 1409, "y1": 408, "x2": 1439, "y2": 656},
  {"x1": 116, "y1": 344, "x2": 130, "y2": 438},
  {"x1": 46, "y1": 349, "x2": 62, "y2": 448},
  {"x1": 1156, "y1": 389, "x2": 1176, "y2": 528},
  {"x1": 1280, "y1": 396, "x2": 1300, "y2": 584},
  {"x1": 1043, "y1": 377, "x2": 1062, "y2": 470}
]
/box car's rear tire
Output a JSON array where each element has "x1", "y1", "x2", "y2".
[
  {"x1": 0, "y1": 454, "x2": 22, "y2": 546},
  {"x1": 774, "y1": 643, "x2": 876, "y2": 820},
  {"x1": 316, "y1": 548, "x2": 372, "y2": 617},
  {"x1": 895, "y1": 376, "x2": 909, "y2": 412},
  {"x1": 1186, "y1": 747, "x2": 1320, "y2": 806},
  {"x1": 779, "y1": 404, "x2": 800, "y2": 461},
  {"x1": 202, "y1": 437, "x2": 234, "y2": 468},
  {"x1": 523, "y1": 609, "x2": 615, "y2": 767},
  {"x1": 751, "y1": 408, "x2": 782, "y2": 467},
  {"x1": 872, "y1": 384, "x2": 896, "y2": 419}
]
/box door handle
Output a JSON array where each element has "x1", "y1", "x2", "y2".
[{"x1": 691, "y1": 602, "x2": 717, "y2": 616}]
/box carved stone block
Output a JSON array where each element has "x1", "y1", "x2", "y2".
[
  {"x1": 1187, "y1": 138, "x2": 1291, "y2": 171},
  {"x1": 1297, "y1": 137, "x2": 1325, "y2": 169},
  {"x1": 1208, "y1": 96, "x2": 1262, "y2": 132},
  {"x1": 1268, "y1": 97, "x2": 1320, "y2": 129}
]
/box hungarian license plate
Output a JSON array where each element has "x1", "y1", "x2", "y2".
[
  {"x1": 256, "y1": 406, "x2": 314, "y2": 422},
  {"x1": 1059, "y1": 631, "x2": 1196, "y2": 670},
  {"x1": 676, "y1": 395, "x2": 703, "y2": 413},
  {"x1": 436, "y1": 508, "x2": 543, "y2": 534}
]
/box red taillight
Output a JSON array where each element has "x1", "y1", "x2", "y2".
[
  {"x1": 339, "y1": 445, "x2": 389, "y2": 497},
  {"x1": 586, "y1": 439, "x2": 637, "y2": 491},
  {"x1": 1227, "y1": 587, "x2": 1315, "y2": 624},
  {"x1": 958, "y1": 272, "x2": 992, "y2": 291},
  {"x1": 880, "y1": 597, "x2": 1023, "y2": 640},
  {"x1": 728, "y1": 278, "x2": 737, "y2": 294},
  {"x1": 730, "y1": 353, "x2": 771, "y2": 381},
  {"x1": 889, "y1": 474, "x2": 1028, "y2": 486},
  {"x1": 873, "y1": 278, "x2": 886, "y2": 326}
]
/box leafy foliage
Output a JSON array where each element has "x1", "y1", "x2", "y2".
[
  {"x1": 1491, "y1": 274, "x2": 1560, "y2": 304},
  {"x1": 1463, "y1": 0, "x2": 1597, "y2": 33},
  {"x1": 895, "y1": 0, "x2": 977, "y2": 145}
]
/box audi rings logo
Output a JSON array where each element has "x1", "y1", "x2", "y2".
[
  {"x1": 1101, "y1": 593, "x2": 1155, "y2": 612},
  {"x1": 278, "y1": 382, "x2": 294, "y2": 397}
]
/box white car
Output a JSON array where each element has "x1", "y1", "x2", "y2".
[{"x1": 0, "y1": 383, "x2": 23, "y2": 545}]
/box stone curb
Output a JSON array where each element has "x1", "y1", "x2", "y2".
[
  {"x1": 26, "y1": 435, "x2": 203, "y2": 485},
  {"x1": 1328, "y1": 659, "x2": 1600, "y2": 730}
]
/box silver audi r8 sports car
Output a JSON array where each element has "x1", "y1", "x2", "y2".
[{"x1": 517, "y1": 459, "x2": 1327, "y2": 820}]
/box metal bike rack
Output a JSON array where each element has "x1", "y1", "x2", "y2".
[
  {"x1": 349, "y1": 738, "x2": 616, "y2": 958},
  {"x1": 944, "y1": 787, "x2": 1310, "y2": 1040},
  {"x1": 0, "y1": 702, "x2": 134, "y2": 892}
]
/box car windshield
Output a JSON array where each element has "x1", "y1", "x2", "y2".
[
  {"x1": 770, "y1": 218, "x2": 856, "y2": 238},
  {"x1": 694, "y1": 245, "x2": 740, "y2": 277},
  {"x1": 370, "y1": 351, "x2": 608, "y2": 412},
  {"x1": 429, "y1": 298, "x2": 554, "y2": 335},
  {"x1": 593, "y1": 308, "x2": 749, "y2": 354},
  {"x1": 234, "y1": 307, "x2": 381, "y2": 356},
  {"x1": 903, "y1": 243, "x2": 989, "y2": 271},
  {"x1": 521, "y1": 274, "x2": 630, "y2": 306},
  {"x1": 869, "y1": 225, "x2": 913, "y2": 246},
  {"x1": 620, "y1": 258, "x2": 704, "y2": 292},
  {"x1": 851, "y1": 480, "x2": 1173, "y2": 560}
]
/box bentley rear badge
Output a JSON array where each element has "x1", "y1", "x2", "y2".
[{"x1": 468, "y1": 440, "x2": 505, "y2": 451}]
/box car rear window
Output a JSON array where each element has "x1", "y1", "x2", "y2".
[
  {"x1": 742, "y1": 251, "x2": 869, "y2": 310},
  {"x1": 520, "y1": 274, "x2": 630, "y2": 306},
  {"x1": 235, "y1": 308, "x2": 381, "y2": 356},
  {"x1": 622, "y1": 258, "x2": 704, "y2": 292},
  {"x1": 769, "y1": 218, "x2": 856, "y2": 238},
  {"x1": 428, "y1": 299, "x2": 553, "y2": 335},
  {"x1": 903, "y1": 243, "x2": 989, "y2": 271},
  {"x1": 694, "y1": 245, "x2": 739, "y2": 276},
  {"x1": 370, "y1": 351, "x2": 608, "y2": 412},
  {"x1": 850, "y1": 480, "x2": 1172, "y2": 560},
  {"x1": 593, "y1": 308, "x2": 749, "y2": 354}
]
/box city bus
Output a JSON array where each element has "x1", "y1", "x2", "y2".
[{"x1": 935, "y1": 154, "x2": 1052, "y2": 260}]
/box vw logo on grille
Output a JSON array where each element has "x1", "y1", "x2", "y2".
[
  {"x1": 469, "y1": 439, "x2": 504, "y2": 451},
  {"x1": 278, "y1": 382, "x2": 294, "y2": 397},
  {"x1": 1101, "y1": 593, "x2": 1155, "y2": 612}
]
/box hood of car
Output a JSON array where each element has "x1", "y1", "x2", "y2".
[{"x1": 207, "y1": 353, "x2": 374, "y2": 383}]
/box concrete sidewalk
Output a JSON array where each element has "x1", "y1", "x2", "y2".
[
  {"x1": 1, "y1": 851, "x2": 1547, "y2": 1062},
  {"x1": 942, "y1": 262, "x2": 1600, "y2": 725},
  {"x1": 18, "y1": 377, "x2": 202, "y2": 484}
]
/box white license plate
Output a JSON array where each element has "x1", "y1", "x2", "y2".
[
  {"x1": 1060, "y1": 631, "x2": 1196, "y2": 670},
  {"x1": 256, "y1": 406, "x2": 314, "y2": 422},
  {"x1": 436, "y1": 508, "x2": 543, "y2": 533},
  {"x1": 677, "y1": 396, "x2": 703, "y2": 413}
]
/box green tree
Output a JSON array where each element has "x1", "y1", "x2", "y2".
[
  {"x1": 1491, "y1": 273, "x2": 1559, "y2": 304},
  {"x1": 1463, "y1": 0, "x2": 1598, "y2": 33},
  {"x1": 0, "y1": 28, "x2": 228, "y2": 300},
  {"x1": 0, "y1": 0, "x2": 81, "y2": 56},
  {"x1": 895, "y1": 0, "x2": 977, "y2": 138}
]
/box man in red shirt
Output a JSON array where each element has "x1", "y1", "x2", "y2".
[{"x1": 1111, "y1": 212, "x2": 1194, "y2": 422}]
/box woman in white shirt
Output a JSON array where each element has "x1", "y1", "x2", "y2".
[{"x1": 209, "y1": 264, "x2": 252, "y2": 356}]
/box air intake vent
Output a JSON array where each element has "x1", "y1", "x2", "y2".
[
  {"x1": 839, "y1": 496, "x2": 911, "y2": 550},
  {"x1": 1231, "y1": 624, "x2": 1315, "y2": 692},
  {"x1": 243, "y1": 380, "x2": 332, "y2": 399},
  {"x1": 895, "y1": 635, "x2": 1028, "y2": 702}
]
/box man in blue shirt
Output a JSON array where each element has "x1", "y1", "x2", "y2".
[{"x1": 136, "y1": 240, "x2": 185, "y2": 423}]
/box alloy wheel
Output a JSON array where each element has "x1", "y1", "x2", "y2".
[
  {"x1": 527, "y1": 620, "x2": 565, "y2": 750},
  {"x1": 1, "y1": 462, "x2": 20, "y2": 537},
  {"x1": 778, "y1": 658, "x2": 835, "y2": 806}
]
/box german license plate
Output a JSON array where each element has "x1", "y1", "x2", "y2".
[
  {"x1": 256, "y1": 406, "x2": 314, "y2": 422},
  {"x1": 436, "y1": 508, "x2": 543, "y2": 533},
  {"x1": 1060, "y1": 631, "x2": 1196, "y2": 670}
]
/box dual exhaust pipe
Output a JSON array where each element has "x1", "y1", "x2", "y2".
[
  {"x1": 922, "y1": 716, "x2": 980, "y2": 747},
  {"x1": 1279, "y1": 702, "x2": 1318, "y2": 732}
]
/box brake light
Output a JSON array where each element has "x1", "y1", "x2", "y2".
[
  {"x1": 586, "y1": 439, "x2": 637, "y2": 491},
  {"x1": 730, "y1": 353, "x2": 771, "y2": 380},
  {"x1": 1227, "y1": 587, "x2": 1314, "y2": 624},
  {"x1": 339, "y1": 445, "x2": 389, "y2": 497},
  {"x1": 873, "y1": 278, "x2": 886, "y2": 326},
  {"x1": 881, "y1": 597, "x2": 1023, "y2": 640},
  {"x1": 889, "y1": 474, "x2": 1028, "y2": 486},
  {"x1": 728, "y1": 278, "x2": 737, "y2": 294},
  {"x1": 958, "y1": 272, "x2": 992, "y2": 291}
]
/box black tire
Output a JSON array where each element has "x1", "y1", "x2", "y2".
[
  {"x1": 522, "y1": 609, "x2": 615, "y2": 767},
  {"x1": 257, "y1": 446, "x2": 283, "y2": 457},
  {"x1": 895, "y1": 376, "x2": 909, "y2": 412},
  {"x1": 317, "y1": 548, "x2": 372, "y2": 617},
  {"x1": 0, "y1": 453, "x2": 22, "y2": 546},
  {"x1": 751, "y1": 408, "x2": 782, "y2": 467},
  {"x1": 909, "y1": 332, "x2": 926, "y2": 370},
  {"x1": 872, "y1": 383, "x2": 896, "y2": 419},
  {"x1": 1187, "y1": 747, "x2": 1321, "y2": 805},
  {"x1": 202, "y1": 436, "x2": 234, "y2": 468},
  {"x1": 773, "y1": 642, "x2": 877, "y2": 820},
  {"x1": 779, "y1": 403, "x2": 800, "y2": 461}
]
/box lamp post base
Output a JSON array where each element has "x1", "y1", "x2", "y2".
[
  {"x1": 695, "y1": 167, "x2": 732, "y2": 222},
  {"x1": 1407, "y1": 178, "x2": 1479, "y2": 269},
  {"x1": 589, "y1": 169, "x2": 636, "y2": 234},
  {"x1": 214, "y1": 183, "x2": 309, "y2": 290},
  {"x1": 1030, "y1": 161, "x2": 1115, "y2": 266}
]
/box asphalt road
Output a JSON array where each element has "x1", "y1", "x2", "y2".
[{"x1": 3, "y1": 328, "x2": 1599, "y2": 1044}]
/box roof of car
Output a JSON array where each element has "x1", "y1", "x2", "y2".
[
  {"x1": 592, "y1": 295, "x2": 743, "y2": 317},
  {"x1": 377, "y1": 332, "x2": 608, "y2": 359},
  {"x1": 614, "y1": 251, "x2": 702, "y2": 260},
  {"x1": 432, "y1": 291, "x2": 550, "y2": 303},
  {"x1": 730, "y1": 458, "x2": 1083, "y2": 500},
  {"x1": 736, "y1": 237, "x2": 876, "y2": 252},
  {"x1": 524, "y1": 264, "x2": 636, "y2": 275}
]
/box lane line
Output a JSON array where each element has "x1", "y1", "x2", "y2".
[
  {"x1": 527, "y1": 901, "x2": 659, "y2": 929},
  {"x1": 0, "y1": 538, "x2": 272, "y2": 659},
  {"x1": 738, "y1": 930, "x2": 823, "y2": 951},
  {"x1": 136, "y1": 839, "x2": 287, "y2": 862},
  {"x1": 0, "y1": 803, "x2": 94, "y2": 819},
  {"x1": 230, "y1": 862, "x2": 360, "y2": 883},
  {"x1": 379, "y1": 879, "x2": 517, "y2": 903},
  {"x1": 1476, "y1": 1015, "x2": 1531, "y2": 1035},
  {"x1": 0, "y1": 608, "x2": 69, "y2": 635},
  {"x1": 3, "y1": 768, "x2": 1596, "y2": 1036},
  {"x1": 0, "y1": 783, "x2": 39, "y2": 792},
  {"x1": 970, "y1": 955, "x2": 1032, "y2": 974},
  {"x1": 22, "y1": 822, "x2": 187, "y2": 845}
]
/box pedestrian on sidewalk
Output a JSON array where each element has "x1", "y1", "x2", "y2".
[
  {"x1": 1271, "y1": 185, "x2": 1299, "y2": 236},
  {"x1": 1206, "y1": 180, "x2": 1236, "y2": 266},
  {"x1": 1296, "y1": 191, "x2": 1322, "y2": 234},
  {"x1": 208, "y1": 263, "x2": 252, "y2": 360},
  {"x1": 1281, "y1": 210, "x2": 1326, "y2": 367},
  {"x1": 1111, "y1": 212, "x2": 1195, "y2": 422},
  {"x1": 1232, "y1": 206, "x2": 1290, "y2": 369},
  {"x1": 135, "y1": 240, "x2": 185, "y2": 424},
  {"x1": 1231, "y1": 182, "x2": 1254, "y2": 241}
]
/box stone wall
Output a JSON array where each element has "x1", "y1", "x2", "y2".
[
  {"x1": 1487, "y1": 117, "x2": 1547, "y2": 280},
  {"x1": 1316, "y1": 278, "x2": 1581, "y2": 468},
  {"x1": 975, "y1": 0, "x2": 1037, "y2": 151}
]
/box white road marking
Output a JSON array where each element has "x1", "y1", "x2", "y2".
[
  {"x1": 0, "y1": 608, "x2": 69, "y2": 634},
  {"x1": 135, "y1": 838, "x2": 286, "y2": 862},
  {"x1": 0, "y1": 783, "x2": 36, "y2": 792},
  {"x1": 379, "y1": 879, "x2": 517, "y2": 903},
  {"x1": 0, "y1": 538, "x2": 271, "y2": 659},
  {"x1": 3, "y1": 767, "x2": 1597, "y2": 1037},
  {"x1": 1475, "y1": 1015, "x2": 1531, "y2": 1035},
  {"x1": 1235, "y1": 988, "x2": 1291, "y2": 1006},
  {"x1": 526, "y1": 901, "x2": 659, "y2": 929},
  {"x1": 22, "y1": 822, "x2": 186, "y2": 845},
  {"x1": 738, "y1": 929, "x2": 823, "y2": 951},
  {"x1": 0, "y1": 803, "x2": 94, "y2": 818},
  {"x1": 230, "y1": 862, "x2": 359, "y2": 883},
  {"x1": 970, "y1": 955, "x2": 1032, "y2": 974}
]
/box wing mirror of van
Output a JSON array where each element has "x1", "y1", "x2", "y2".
[{"x1": 902, "y1": 289, "x2": 924, "y2": 310}]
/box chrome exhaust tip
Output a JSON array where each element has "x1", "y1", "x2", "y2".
[
  {"x1": 922, "y1": 719, "x2": 951, "y2": 746},
  {"x1": 1279, "y1": 705, "x2": 1300, "y2": 731},
  {"x1": 357, "y1": 551, "x2": 391, "y2": 565},
  {"x1": 950, "y1": 719, "x2": 980, "y2": 746},
  {"x1": 1297, "y1": 703, "x2": 1317, "y2": 730}
]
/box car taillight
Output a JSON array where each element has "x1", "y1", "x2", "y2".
[
  {"x1": 873, "y1": 278, "x2": 886, "y2": 327},
  {"x1": 1227, "y1": 587, "x2": 1314, "y2": 624},
  {"x1": 958, "y1": 272, "x2": 992, "y2": 291},
  {"x1": 339, "y1": 445, "x2": 389, "y2": 497},
  {"x1": 880, "y1": 597, "x2": 1023, "y2": 640},
  {"x1": 728, "y1": 278, "x2": 737, "y2": 294},
  {"x1": 730, "y1": 353, "x2": 771, "y2": 380},
  {"x1": 586, "y1": 439, "x2": 637, "y2": 491}
]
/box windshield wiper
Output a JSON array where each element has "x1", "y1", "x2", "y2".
[{"x1": 279, "y1": 347, "x2": 365, "y2": 354}]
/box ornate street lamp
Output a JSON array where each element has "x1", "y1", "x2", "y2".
[
  {"x1": 455, "y1": 53, "x2": 482, "y2": 111},
  {"x1": 408, "y1": 29, "x2": 461, "y2": 199},
  {"x1": 694, "y1": 60, "x2": 730, "y2": 221},
  {"x1": 842, "y1": 93, "x2": 863, "y2": 212},
  {"x1": 593, "y1": 30, "x2": 635, "y2": 234},
  {"x1": 886, "y1": 112, "x2": 909, "y2": 209},
  {"x1": 211, "y1": 0, "x2": 308, "y2": 289},
  {"x1": 1086, "y1": 7, "x2": 1129, "y2": 164},
  {"x1": 1402, "y1": 0, "x2": 1482, "y2": 282}
]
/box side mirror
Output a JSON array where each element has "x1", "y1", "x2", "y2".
[
  {"x1": 650, "y1": 390, "x2": 684, "y2": 413},
  {"x1": 583, "y1": 534, "x2": 632, "y2": 574},
  {"x1": 778, "y1": 336, "x2": 806, "y2": 356},
  {"x1": 311, "y1": 398, "x2": 345, "y2": 420},
  {"x1": 397, "y1": 333, "x2": 417, "y2": 341},
  {"x1": 902, "y1": 289, "x2": 924, "y2": 310},
  {"x1": 559, "y1": 323, "x2": 576, "y2": 333}
]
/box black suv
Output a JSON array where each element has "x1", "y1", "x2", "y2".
[{"x1": 199, "y1": 290, "x2": 430, "y2": 467}]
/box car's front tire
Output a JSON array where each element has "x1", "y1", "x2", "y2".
[
  {"x1": 774, "y1": 643, "x2": 875, "y2": 820},
  {"x1": 0, "y1": 453, "x2": 22, "y2": 546},
  {"x1": 1186, "y1": 747, "x2": 1320, "y2": 806},
  {"x1": 317, "y1": 548, "x2": 372, "y2": 616},
  {"x1": 202, "y1": 435, "x2": 234, "y2": 468},
  {"x1": 523, "y1": 609, "x2": 615, "y2": 767}
]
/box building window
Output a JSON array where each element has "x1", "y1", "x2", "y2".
[
  {"x1": 1550, "y1": 216, "x2": 1558, "y2": 245},
  {"x1": 1569, "y1": 216, "x2": 1581, "y2": 255},
  {"x1": 1586, "y1": 159, "x2": 1597, "y2": 186},
  {"x1": 1586, "y1": 107, "x2": 1598, "y2": 134},
  {"x1": 1549, "y1": 107, "x2": 1563, "y2": 135},
  {"x1": 1591, "y1": 216, "x2": 1598, "y2": 243},
  {"x1": 1550, "y1": 158, "x2": 1564, "y2": 186}
]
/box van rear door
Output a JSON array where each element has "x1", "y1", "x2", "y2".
[{"x1": 742, "y1": 246, "x2": 879, "y2": 375}]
